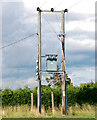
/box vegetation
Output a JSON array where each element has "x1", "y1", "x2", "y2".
[
  {"x1": 0, "y1": 82, "x2": 96, "y2": 118},
  {"x1": 1, "y1": 82, "x2": 97, "y2": 110},
  {"x1": 1, "y1": 104, "x2": 95, "y2": 118},
  {"x1": 45, "y1": 69, "x2": 72, "y2": 87}
]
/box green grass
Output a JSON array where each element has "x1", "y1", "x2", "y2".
[{"x1": 1, "y1": 104, "x2": 96, "y2": 118}]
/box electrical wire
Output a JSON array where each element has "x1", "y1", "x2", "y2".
[
  {"x1": 39, "y1": 0, "x2": 86, "y2": 37},
  {"x1": 54, "y1": 0, "x2": 64, "y2": 9},
  {"x1": 42, "y1": 13, "x2": 58, "y2": 34},
  {"x1": 40, "y1": 0, "x2": 49, "y2": 8},
  {"x1": 0, "y1": 33, "x2": 37, "y2": 50},
  {"x1": 54, "y1": 0, "x2": 84, "y2": 11},
  {"x1": 54, "y1": 12, "x2": 61, "y2": 33},
  {"x1": 68, "y1": 0, "x2": 84, "y2": 10}
]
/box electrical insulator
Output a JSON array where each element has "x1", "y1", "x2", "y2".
[
  {"x1": 51, "y1": 55, "x2": 53, "y2": 58},
  {"x1": 36, "y1": 66, "x2": 38, "y2": 71},
  {"x1": 37, "y1": 7, "x2": 41, "y2": 11},
  {"x1": 51, "y1": 8, "x2": 54, "y2": 12},
  {"x1": 36, "y1": 60, "x2": 38, "y2": 64},
  {"x1": 64, "y1": 9, "x2": 68, "y2": 13},
  {"x1": 36, "y1": 72, "x2": 38, "y2": 76},
  {"x1": 46, "y1": 55, "x2": 49, "y2": 59},
  {"x1": 55, "y1": 55, "x2": 57, "y2": 59}
]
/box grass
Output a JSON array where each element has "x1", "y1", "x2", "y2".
[{"x1": 1, "y1": 104, "x2": 96, "y2": 118}]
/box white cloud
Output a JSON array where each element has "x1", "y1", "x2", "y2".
[
  {"x1": 68, "y1": 19, "x2": 95, "y2": 32},
  {"x1": 26, "y1": 77, "x2": 37, "y2": 85},
  {"x1": 67, "y1": 66, "x2": 95, "y2": 86},
  {"x1": 70, "y1": 0, "x2": 95, "y2": 14},
  {"x1": 21, "y1": 16, "x2": 37, "y2": 24},
  {"x1": 67, "y1": 54, "x2": 89, "y2": 62},
  {"x1": 2, "y1": 77, "x2": 37, "y2": 89},
  {"x1": 66, "y1": 38, "x2": 95, "y2": 52}
]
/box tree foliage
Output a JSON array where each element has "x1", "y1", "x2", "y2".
[
  {"x1": 46, "y1": 73, "x2": 72, "y2": 87},
  {"x1": 1, "y1": 82, "x2": 97, "y2": 110}
]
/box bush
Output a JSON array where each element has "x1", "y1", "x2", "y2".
[{"x1": 1, "y1": 82, "x2": 97, "y2": 110}]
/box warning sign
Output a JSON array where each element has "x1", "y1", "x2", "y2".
[{"x1": 63, "y1": 91, "x2": 65, "y2": 96}]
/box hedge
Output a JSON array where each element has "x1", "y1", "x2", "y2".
[{"x1": 1, "y1": 82, "x2": 97, "y2": 110}]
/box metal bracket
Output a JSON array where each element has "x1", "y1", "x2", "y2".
[{"x1": 41, "y1": 70, "x2": 64, "y2": 73}]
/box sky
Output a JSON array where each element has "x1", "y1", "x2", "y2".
[{"x1": 0, "y1": 0, "x2": 96, "y2": 89}]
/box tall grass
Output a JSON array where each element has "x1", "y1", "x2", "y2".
[{"x1": 1, "y1": 104, "x2": 95, "y2": 118}]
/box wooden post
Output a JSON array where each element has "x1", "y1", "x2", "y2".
[
  {"x1": 37, "y1": 7, "x2": 41, "y2": 113},
  {"x1": 51, "y1": 92, "x2": 54, "y2": 113},
  {"x1": 61, "y1": 10, "x2": 67, "y2": 115},
  {"x1": 61, "y1": 10, "x2": 65, "y2": 115},
  {"x1": 31, "y1": 93, "x2": 34, "y2": 111}
]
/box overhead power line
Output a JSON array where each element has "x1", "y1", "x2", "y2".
[
  {"x1": 68, "y1": 0, "x2": 84, "y2": 10},
  {"x1": 0, "y1": 33, "x2": 37, "y2": 50},
  {"x1": 54, "y1": 12, "x2": 61, "y2": 33},
  {"x1": 54, "y1": 0, "x2": 65, "y2": 9},
  {"x1": 54, "y1": 0, "x2": 84, "y2": 11},
  {"x1": 42, "y1": 13, "x2": 57, "y2": 34},
  {"x1": 40, "y1": 0, "x2": 49, "y2": 8}
]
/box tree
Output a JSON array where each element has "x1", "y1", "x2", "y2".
[{"x1": 45, "y1": 66, "x2": 72, "y2": 87}]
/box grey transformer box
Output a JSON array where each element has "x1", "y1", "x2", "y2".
[{"x1": 45, "y1": 54, "x2": 58, "y2": 72}]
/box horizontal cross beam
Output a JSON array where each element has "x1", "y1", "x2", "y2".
[{"x1": 37, "y1": 7, "x2": 68, "y2": 13}]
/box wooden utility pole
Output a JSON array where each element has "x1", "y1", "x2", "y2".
[
  {"x1": 31, "y1": 93, "x2": 34, "y2": 111},
  {"x1": 37, "y1": 7, "x2": 41, "y2": 113},
  {"x1": 61, "y1": 9, "x2": 67, "y2": 115},
  {"x1": 51, "y1": 92, "x2": 54, "y2": 113}
]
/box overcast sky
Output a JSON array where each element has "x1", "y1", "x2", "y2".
[{"x1": 0, "y1": 0, "x2": 96, "y2": 89}]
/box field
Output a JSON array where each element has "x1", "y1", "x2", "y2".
[{"x1": 1, "y1": 104, "x2": 95, "y2": 118}]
